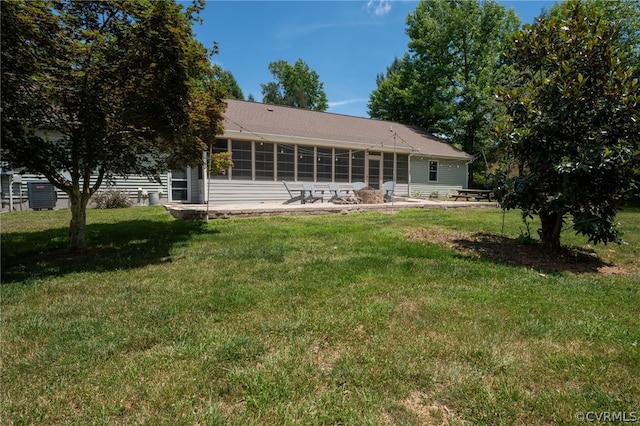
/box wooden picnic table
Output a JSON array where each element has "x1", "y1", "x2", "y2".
[{"x1": 453, "y1": 189, "x2": 494, "y2": 202}]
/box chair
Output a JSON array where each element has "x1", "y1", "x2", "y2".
[
  {"x1": 301, "y1": 182, "x2": 324, "y2": 203},
  {"x1": 382, "y1": 181, "x2": 395, "y2": 202},
  {"x1": 352, "y1": 182, "x2": 366, "y2": 191},
  {"x1": 282, "y1": 181, "x2": 304, "y2": 204},
  {"x1": 328, "y1": 182, "x2": 349, "y2": 203}
]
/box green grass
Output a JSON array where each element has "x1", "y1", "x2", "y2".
[{"x1": 1, "y1": 205, "x2": 639, "y2": 425}]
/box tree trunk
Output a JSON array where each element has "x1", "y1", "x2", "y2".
[
  {"x1": 538, "y1": 210, "x2": 563, "y2": 250},
  {"x1": 68, "y1": 190, "x2": 90, "y2": 252}
]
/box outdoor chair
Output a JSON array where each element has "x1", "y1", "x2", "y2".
[
  {"x1": 301, "y1": 182, "x2": 324, "y2": 203},
  {"x1": 328, "y1": 182, "x2": 357, "y2": 204},
  {"x1": 328, "y1": 182, "x2": 347, "y2": 202},
  {"x1": 382, "y1": 181, "x2": 395, "y2": 202},
  {"x1": 352, "y1": 182, "x2": 366, "y2": 191},
  {"x1": 282, "y1": 181, "x2": 305, "y2": 204}
]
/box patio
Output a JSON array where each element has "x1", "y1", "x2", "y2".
[{"x1": 164, "y1": 197, "x2": 499, "y2": 220}]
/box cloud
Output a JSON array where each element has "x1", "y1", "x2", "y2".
[
  {"x1": 328, "y1": 98, "x2": 369, "y2": 111},
  {"x1": 367, "y1": 0, "x2": 392, "y2": 16}
]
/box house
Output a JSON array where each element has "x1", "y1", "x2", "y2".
[
  {"x1": 1, "y1": 99, "x2": 473, "y2": 210},
  {"x1": 174, "y1": 99, "x2": 473, "y2": 204}
]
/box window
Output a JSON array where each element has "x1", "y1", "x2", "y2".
[
  {"x1": 351, "y1": 150, "x2": 365, "y2": 182},
  {"x1": 255, "y1": 142, "x2": 274, "y2": 180},
  {"x1": 316, "y1": 147, "x2": 333, "y2": 182},
  {"x1": 297, "y1": 146, "x2": 314, "y2": 180},
  {"x1": 428, "y1": 160, "x2": 438, "y2": 182},
  {"x1": 334, "y1": 149, "x2": 350, "y2": 182},
  {"x1": 276, "y1": 144, "x2": 295, "y2": 181},
  {"x1": 383, "y1": 152, "x2": 395, "y2": 182},
  {"x1": 230, "y1": 141, "x2": 252, "y2": 180},
  {"x1": 396, "y1": 154, "x2": 409, "y2": 184}
]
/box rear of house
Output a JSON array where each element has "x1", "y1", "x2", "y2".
[{"x1": 2, "y1": 99, "x2": 473, "y2": 211}]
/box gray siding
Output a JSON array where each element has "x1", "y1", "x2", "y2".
[
  {"x1": 410, "y1": 158, "x2": 467, "y2": 197},
  {"x1": 1, "y1": 172, "x2": 170, "y2": 210},
  {"x1": 207, "y1": 180, "x2": 410, "y2": 205}
]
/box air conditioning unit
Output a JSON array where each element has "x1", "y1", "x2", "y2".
[{"x1": 28, "y1": 182, "x2": 57, "y2": 210}]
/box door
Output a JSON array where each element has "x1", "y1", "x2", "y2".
[
  {"x1": 366, "y1": 154, "x2": 381, "y2": 189},
  {"x1": 170, "y1": 168, "x2": 190, "y2": 202}
]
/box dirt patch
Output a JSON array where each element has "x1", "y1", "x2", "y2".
[
  {"x1": 384, "y1": 390, "x2": 464, "y2": 425},
  {"x1": 407, "y1": 227, "x2": 626, "y2": 275}
]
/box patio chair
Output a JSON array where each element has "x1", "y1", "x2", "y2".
[
  {"x1": 328, "y1": 182, "x2": 348, "y2": 203},
  {"x1": 301, "y1": 182, "x2": 324, "y2": 203},
  {"x1": 282, "y1": 181, "x2": 305, "y2": 204},
  {"x1": 382, "y1": 181, "x2": 395, "y2": 202},
  {"x1": 352, "y1": 182, "x2": 366, "y2": 191}
]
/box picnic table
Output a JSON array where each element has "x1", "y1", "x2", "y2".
[{"x1": 453, "y1": 189, "x2": 494, "y2": 202}]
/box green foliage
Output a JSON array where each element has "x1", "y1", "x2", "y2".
[
  {"x1": 0, "y1": 0, "x2": 225, "y2": 250},
  {"x1": 548, "y1": 0, "x2": 640, "y2": 76},
  {"x1": 209, "y1": 151, "x2": 234, "y2": 176},
  {"x1": 92, "y1": 189, "x2": 134, "y2": 209},
  {"x1": 210, "y1": 64, "x2": 244, "y2": 100},
  {"x1": 369, "y1": 0, "x2": 520, "y2": 185},
  {"x1": 261, "y1": 58, "x2": 329, "y2": 111},
  {"x1": 496, "y1": 0, "x2": 640, "y2": 248}
]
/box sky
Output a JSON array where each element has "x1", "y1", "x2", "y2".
[{"x1": 191, "y1": 1, "x2": 558, "y2": 118}]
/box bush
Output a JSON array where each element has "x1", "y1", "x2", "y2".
[{"x1": 92, "y1": 189, "x2": 133, "y2": 209}]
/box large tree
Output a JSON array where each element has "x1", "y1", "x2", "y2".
[
  {"x1": 211, "y1": 64, "x2": 244, "y2": 100},
  {"x1": 261, "y1": 59, "x2": 329, "y2": 111},
  {"x1": 495, "y1": 0, "x2": 640, "y2": 249},
  {"x1": 549, "y1": 0, "x2": 640, "y2": 76},
  {"x1": 1, "y1": 0, "x2": 225, "y2": 250},
  {"x1": 369, "y1": 0, "x2": 519, "y2": 186}
]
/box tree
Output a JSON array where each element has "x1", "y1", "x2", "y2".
[
  {"x1": 1, "y1": 0, "x2": 225, "y2": 251},
  {"x1": 369, "y1": 0, "x2": 520, "y2": 186},
  {"x1": 548, "y1": 0, "x2": 640, "y2": 76},
  {"x1": 261, "y1": 59, "x2": 329, "y2": 111},
  {"x1": 211, "y1": 64, "x2": 244, "y2": 100},
  {"x1": 368, "y1": 54, "x2": 449, "y2": 129},
  {"x1": 495, "y1": 0, "x2": 640, "y2": 249}
]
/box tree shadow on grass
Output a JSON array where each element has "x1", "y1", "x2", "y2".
[
  {"x1": 1, "y1": 219, "x2": 216, "y2": 284},
  {"x1": 407, "y1": 228, "x2": 620, "y2": 275},
  {"x1": 451, "y1": 232, "x2": 617, "y2": 275}
]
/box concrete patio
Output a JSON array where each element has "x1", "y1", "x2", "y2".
[{"x1": 164, "y1": 197, "x2": 499, "y2": 220}]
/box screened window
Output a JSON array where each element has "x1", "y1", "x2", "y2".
[
  {"x1": 334, "y1": 149, "x2": 350, "y2": 182},
  {"x1": 316, "y1": 147, "x2": 333, "y2": 182},
  {"x1": 297, "y1": 147, "x2": 314, "y2": 180},
  {"x1": 396, "y1": 154, "x2": 409, "y2": 184},
  {"x1": 351, "y1": 150, "x2": 365, "y2": 182},
  {"x1": 255, "y1": 142, "x2": 274, "y2": 180},
  {"x1": 231, "y1": 141, "x2": 252, "y2": 180},
  {"x1": 429, "y1": 160, "x2": 439, "y2": 182},
  {"x1": 383, "y1": 153, "x2": 395, "y2": 182},
  {"x1": 276, "y1": 144, "x2": 295, "y2": 181}
]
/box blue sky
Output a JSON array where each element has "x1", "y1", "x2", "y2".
[{"x1": 191, "y1": 1, "x2": 557, "y2": 118}]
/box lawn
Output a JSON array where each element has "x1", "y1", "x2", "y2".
[{"x1": 1, "y1": 205, "x2": 639, "y2": 425}]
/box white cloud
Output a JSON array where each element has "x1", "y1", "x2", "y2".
[
  {"x1": 328, "y1": 98, "x2": 368, "y2": 108},
  {"x1": 367, "y1": 0, "x2": 392, "y2": 16}
]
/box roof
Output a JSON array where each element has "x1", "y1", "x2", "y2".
[{"x1": 222, "y1": 99, "x2": 472, "y2": 160}]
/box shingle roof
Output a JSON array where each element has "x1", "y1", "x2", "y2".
[{"x1": 222, "y1": 99, "x2": 472, "y2": 160}]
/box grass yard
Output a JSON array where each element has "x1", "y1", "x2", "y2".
[{"x1": 1, "y1": 205, "x2": 639, "y2": 425}]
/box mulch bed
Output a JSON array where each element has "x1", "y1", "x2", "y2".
[{"x1": 407, "y1": 227, "x2": 628, "y2": 275}]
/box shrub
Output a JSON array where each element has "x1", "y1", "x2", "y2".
[{"x1": 92, "y1": 189, "x2": 133, "y2": 209}]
